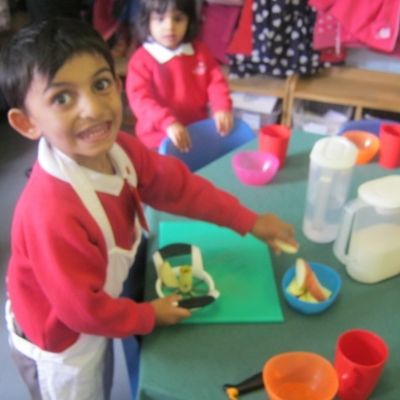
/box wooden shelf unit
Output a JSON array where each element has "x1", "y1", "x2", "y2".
[
  {"x1": 229, "y1": 74, "x2": 294, "y2": 125},
  {"x1": 228, "y1": 67, "x2": 400, "y2": 127},
  {"x1": 286, "y1": 67, "x2": 400, "y2": 124}
]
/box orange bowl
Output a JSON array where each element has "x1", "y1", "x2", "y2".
[
  {"x1": 263, "y1": 352, "x2": 338, "y2": 400},
  {"x1": 343, "y1": 130, "x2": 380, "y2": 164}
]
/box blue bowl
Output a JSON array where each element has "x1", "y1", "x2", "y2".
[{"x1": 282, "y1": 262, "x2": 341, "y2": 315}]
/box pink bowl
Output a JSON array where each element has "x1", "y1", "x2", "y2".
[{"x1": 232, "y1": 151, "x2": 280, "y2": 186}]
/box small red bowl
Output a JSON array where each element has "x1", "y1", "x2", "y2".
[
  {"x1": 232, "y1": 151, "x2": 280, "y2": 186},
  {"x1": 343, "y1": 130, "x2": 380, "y2": 164}
]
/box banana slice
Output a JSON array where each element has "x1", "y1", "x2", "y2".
[{"x1": 274, "y1": 239, "x2": 299, "y2": 254}]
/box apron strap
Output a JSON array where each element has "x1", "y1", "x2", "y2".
[{"x1": 54, "y1": 153, "x2": 117, "y2": 249}]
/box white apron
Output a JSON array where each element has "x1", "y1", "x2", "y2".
[{"x1": 6, "y1": 139, "x2": 145, "y2": 400}]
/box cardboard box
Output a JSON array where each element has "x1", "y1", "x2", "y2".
[{"x1": 231, "y1": 92, "x2": 281, "y2": 131}]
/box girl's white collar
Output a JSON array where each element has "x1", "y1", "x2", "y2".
[{"x1": 143, "y1": 41, "x2": 194, "y2": 64}]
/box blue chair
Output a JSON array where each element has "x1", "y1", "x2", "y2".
[
  {"x1": 158, "y1": 118, "x2": 256, "y2": 171},
  {"x1": 337, "y1": 118, "x2": 397, "y2": 136}
]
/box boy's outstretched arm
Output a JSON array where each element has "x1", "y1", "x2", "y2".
[{"x1": 250, "y1": 213, "x2": 298, "y2": 255}]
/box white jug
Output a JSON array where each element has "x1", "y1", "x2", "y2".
[
  {"x1": 333, "y1": 175, "x2": 400, "y2": 283},
  {"x1": 302, "y1": 137, "x2": 358, "y2": 243}
]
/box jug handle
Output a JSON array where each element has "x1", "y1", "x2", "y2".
[{"x1": 333, "y1": 200, "x2": 368, "y2": 264}]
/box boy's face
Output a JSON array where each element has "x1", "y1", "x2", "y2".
[
  {"x1": 149, "y1": 8, "x2": 189, "y2": 50},
  {"x1": 15, "y1": 53, "x2": 122, "y2": 170}
]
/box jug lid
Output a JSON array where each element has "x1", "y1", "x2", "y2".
[
  {"x1": 310, "y1": 137, "x2": 358, "y2": 169},
  {"x1": 359, "y1": 175, "x2": 400, "y2": 210}
]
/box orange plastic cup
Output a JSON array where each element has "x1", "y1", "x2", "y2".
[
  {"x1": 263, "y1": 352, "x2": 338, "y2": 400},
  {"x1": 343, "y1": 130, "x2": 380, "y2": 164}
]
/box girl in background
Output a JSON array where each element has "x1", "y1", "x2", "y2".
[{"x1": 126, "y1": 0, "x2": 233, "y2": 151}]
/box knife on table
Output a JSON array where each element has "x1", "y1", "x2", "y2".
[{"x1": 223, "y1": 372, "x2": 264, "y2": 399}]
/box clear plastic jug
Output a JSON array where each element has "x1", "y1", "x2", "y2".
[
  {"x1": 334, "y1": 175, "x2": 400, "y2": 283},
  {"x1": 302, "y1": 137, "x2": 358, "y2": 243}
]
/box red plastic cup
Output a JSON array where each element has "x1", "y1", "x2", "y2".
[
  {"x1": 379, "y1": 124, "x2": 400, "y2": 169},
  {"x1": 259, "y1": 124, "x2": 291, "y2": 169},
  {"x1": 334, "y1": 329, "x2": 389, "y2": 400}
]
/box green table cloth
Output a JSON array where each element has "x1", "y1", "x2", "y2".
[{"x1": 137, "y1": 130, "x2": 400, "y2": 400}]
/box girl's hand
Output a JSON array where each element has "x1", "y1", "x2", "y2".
[
  {"x1": 166, "y1": 122, "x2": 192, "y2": 152},
  {"x1": 151, "y1": 294, "x2": 191, "y2": 326},
  {"x1": 251, "y1": 213, "x2": 298, "y2": 255},
  {"x1": 214, "y1": 110, "x2": 233, "y2": 136}
]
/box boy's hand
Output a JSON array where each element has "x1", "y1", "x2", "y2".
[
  {"x1": 151, "y1": 294, "x2": 191, "y2": 326},
  {"x1": 166, "y1": 122, "x2": 192, "y2": 152},
  {"x1": 251, "y1": 213, "x2": 298, "y2": 255},
  {"x1": 214, "y1": 110, "x2": 233, "y2": 136}
]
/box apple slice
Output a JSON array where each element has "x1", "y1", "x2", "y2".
[
  {"x1": 275, "y1": 239, "x2": 299, "y2": 254},
  {"x1": 299, "y1": 291, "x2": 319, "y2": 303},
  {"x1": 160, "y1": 261, "x2": 179, "y2": 288},
  {"x1": 178, "y1": 265, "x2": 193, "y2": 293},
  {"x1": 286, "y1": 277, "x2": 305, "y2": 297},
  {"x1": 295, "y1": 258, "x2": 311, "y2": 292},
  {"x1": 321, "y1": 286, "x2": 332, "y2": 299},
  {"x1": 305, "y1": 262, "x2": 330, "y2": 302}
]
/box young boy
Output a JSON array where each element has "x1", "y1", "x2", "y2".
[{"x1": 0, "y1": 18, "x2": 297, "y2": 400}]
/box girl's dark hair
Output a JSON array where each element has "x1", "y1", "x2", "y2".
[
  {"x1": 137, "y1": 0, "x2": 199, "y2": 44},
  {"x1": 0, "y1": 17, "x2": 116, "y2": 109}
]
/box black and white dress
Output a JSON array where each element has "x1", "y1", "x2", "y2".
[{"x1": 229, "y1": 0, "x2": 329, "y2": 78}]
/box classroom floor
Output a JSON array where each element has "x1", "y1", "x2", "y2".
[{"x1": 0, "y1": 115, "x2": 133, "y2": 399}]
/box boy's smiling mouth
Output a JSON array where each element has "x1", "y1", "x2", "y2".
[{"x1": 76, "y1": 122, "x2": 112, "y2": 142}]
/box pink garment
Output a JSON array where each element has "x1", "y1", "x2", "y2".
[
  {"x1": 92, "y1": 0, "x2": 120, "y2": 40},
  {"x1": 226, "y1": 0, "x2": 253, "y2": 55},
  {"x1": 312, "y1": 8, "x2": 353, "y2": 62},
  {"x1": 199, "y1": 3, "x2": 242, "y2": 64},
  {"x1": 310, "y1": 0, "x2": 400, "y2": 53},
  {"x1": 313, "y1": 10, "x2": 354, "y2": 50}
]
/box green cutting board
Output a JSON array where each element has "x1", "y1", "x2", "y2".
[{"x1": 159, "y1": 221, "x2": 284, "y2": 324}]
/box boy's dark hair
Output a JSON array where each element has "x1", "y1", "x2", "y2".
[
  {"x1": 0, "y1": 17, "x2": 116, "y2": 109},
  {"x1": 137, "y1": 0, "x2": 199, "y2": 44}
]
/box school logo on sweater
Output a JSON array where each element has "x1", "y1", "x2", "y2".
[{"x1": 193, "y1": 61, "x2": 206, "y2": 75}]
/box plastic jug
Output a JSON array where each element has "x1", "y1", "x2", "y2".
[
  {"x1": 303, "y1": 137, "x2": 358, "y2": 243},
  {"x1": 334, "y1": 175, "x2": 400, "y2": 283}
]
